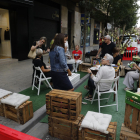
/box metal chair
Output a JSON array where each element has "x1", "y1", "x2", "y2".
[
  {"x1": 91, "y1": 76, "x2": 119, "y2": 113},
  {"x1": 32, "y1": 66, "x2": 53, "y2": 95}
]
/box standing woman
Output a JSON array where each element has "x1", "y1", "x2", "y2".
[
  {"x1": 49, "y1": 33, "x2": 74, "y2": 91},
  {"x1": 31, "y1": 37, "x2": 48, "y2": 84},
  {"x1": 50, "y1": 33, "x2": 58, "y2": 49},
  {"x1": 31, "y1": 37, "x2": 49, "y2": 55}
]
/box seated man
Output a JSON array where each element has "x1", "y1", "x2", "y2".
[
  {"x1": 84, "y1": 53, "x2": 115, "y2": 99},
  {"x1": 123, "y1": 63, "x2": 140, "y2": 91},
  {"x1": 33, "y1": 48, "x2": 52, "y2": 85},
  {"x1": 72, "y1": 45, "x2": 82, "y2": 73}
]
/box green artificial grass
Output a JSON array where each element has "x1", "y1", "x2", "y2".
[
  {"x1": 20, "y1": 85, "x2": 51, "y2": 112},
  {"x1": 19, "y1": 72, "x2": 87, "y2": 112},
  {"x1": 76, "y1": 71, "x2": 87, "y2": 79},
  {"x1": 40, "y1": 77, "x2": 137, "y2": 140}
]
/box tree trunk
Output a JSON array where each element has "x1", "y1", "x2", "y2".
[{"x1": 83, "y1": 0, "x2": 87, "y2": 62}]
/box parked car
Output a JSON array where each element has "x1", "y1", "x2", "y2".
[
  {"x1": 137, "y1": 39, "x2": 140, "y2": 44},
  {"x1": 120, "y1": 34, "x2": 139, "y2": 52}
]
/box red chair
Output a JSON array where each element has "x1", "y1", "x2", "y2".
[{"x1": 122, "y1": 47, "x2": 138, "y2": 61}]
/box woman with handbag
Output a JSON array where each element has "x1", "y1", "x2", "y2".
[
  {"x1": 30, "y1": 37, "x2": 50, "y2": 56},
  {"x1": 30, "y1": 37, "x2": 49, "y2": 84},
  {"x1": 49, "y1": 33, "x2": 74, "y2": 91}
]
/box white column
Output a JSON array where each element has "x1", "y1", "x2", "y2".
[{"x1": 61, "y1": 6, "x2": 68, "y2": 34}]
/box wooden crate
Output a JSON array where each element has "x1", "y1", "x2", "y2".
[
  {"x1": 46, "y1": 89, "x2": 82, "y2": 120},
  {"x1": 79, "y1": 63, "x2": 92, "y2": 72},
  {"x1": 124, "y1": 104, "x2": 140, "y2": 135},
  {"x1": 120, "y1": 123, "x2": 140, "y2": 140},
  {"x1": 78, "y1": 121, "x2": 117, "y2": 140},
  {"x1": 0, "y1": 94, "x2": 11, "y2": 117},
  {"x1": 49, "y1": 114, "x2": 84, "y2": 140},
  {"x1": 3, "y1": 101, "x2": 33, "y2": 124}
]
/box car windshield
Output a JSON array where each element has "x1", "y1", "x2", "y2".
[{"x1": 123, "y1": 36, "x2": 136, "y2": 41}]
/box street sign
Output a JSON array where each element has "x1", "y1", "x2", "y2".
[{"x1": 107, "y1": 23, "x2": 112, "y2": 30}]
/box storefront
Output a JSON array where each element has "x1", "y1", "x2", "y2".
[
  {"x1": 80, "y1": 14, "x2": 91, "y2": 47},
  {"x1": 94, "y1": 22, "x2": 100, "y2": 44},
  {"x1": 0, "y1": 0, "x2": 60, "y2": 61}
]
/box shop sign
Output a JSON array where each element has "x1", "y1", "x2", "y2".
[
  {"x1": 81, "y1": 14, "x2": 90, "y2": 25},
  {"x1": 11, "y1": 0, "x2": 34, "y2": 5},
  {"x1": 107, "y1": 23, "x2": 112, "y2": 30},
  {"x1": 52, "y1": 11, "x2": 59, "y2": 19}
]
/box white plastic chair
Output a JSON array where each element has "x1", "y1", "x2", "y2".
[
  {"x1": 91, "y1": 76, "x2": 119, "y2": 113},
  {"x1": 32, "y1": 66, "x2": 53, "y2": 95}
]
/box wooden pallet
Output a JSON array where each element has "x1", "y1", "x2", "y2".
[
  {"x1": 124, "y1": 104, "x2": 140, "y2": 135},
  {"x1": 79, "y1": 63, "x2": 92, "y2": 72},
  {"x1": 120, "y1": 123, "x2": 140, "y2": 140},
  {"x1": 78, "y1": 120, "x2": 117, "y2": 140},
  {"x1": 0, "y1": 94, "x2": 11, "y2": 117},
  {"x1": 3, "y1": 101, "x2": 33, "y2": 124},
  {"x1": 49, "y1": 114, "x2": 84, "y2": 140},
  {"x1": 46, "y1": 89, "x2": 82, "y2": 120}
]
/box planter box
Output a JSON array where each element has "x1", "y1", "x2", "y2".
[
  {"x1": 46, "y1": 89, "x2": 82, "y2": 120},
  {"x1": 120, "y1": 123, "x2": 140, "y2": 140}
]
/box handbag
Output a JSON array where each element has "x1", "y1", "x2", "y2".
[{"x1": 28, "y1": 49, "x2": 36, "y2": 59}]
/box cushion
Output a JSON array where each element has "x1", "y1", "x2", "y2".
[
  {"x1": 80, "y1": 111, "x2": 112, "y2": 134},
  {"x1": 68, "y1": 73, "x2": 80, "y2": 86},
  {"x1": 0, "y1": 89, "x2": 12, "y2": 99},
  {"x1": 1, "y1": 93, "x2": 30, "y2": 109}
]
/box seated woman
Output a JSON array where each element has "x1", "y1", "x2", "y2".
[
  {"x1": 72, "y1": 45, "x2": 82, "y2": 73},
  {"x1": 84, "y1": 54, "x2": 115, "y2": 100},
  {"x1": 112, "y1": 47, "x2": 122, "y2": 66},
  {"x1": 123, "y1": 63, "x2": 140, "y2": 91},
  {"x1": 33, "y1": 48, "x2": 52, "y2": 85}
]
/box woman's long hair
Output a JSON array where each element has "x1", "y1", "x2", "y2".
[
  {"x1": 51, "y1": 33, "x2": 65, "y2": 51},
  {"x1": 40, "y1": 36, "x2": 47, "y2": 47}
]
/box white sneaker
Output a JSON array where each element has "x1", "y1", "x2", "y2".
[
  {"x1": 72, "y1": 69, "x2": 75, "y2": 73},
  {"x1": 75, "y1": 69, "x2": 77, "y2": 73},
  {"x1": 124, "y1": 87, "x2": 133, "y2": 91}
]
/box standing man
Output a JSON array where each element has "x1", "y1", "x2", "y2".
[{"x1": 96, "y1": 35, "x2": 116, "y2": 59}]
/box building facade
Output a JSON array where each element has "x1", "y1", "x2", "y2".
[{"x1": 0, "y1": 0, "x2": 104, "y2": 61}]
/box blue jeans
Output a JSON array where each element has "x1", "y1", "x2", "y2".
[{"x1": 88, "y1": 75, "x2": 95, "y2": 95}]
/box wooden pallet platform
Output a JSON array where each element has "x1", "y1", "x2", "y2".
[
  {"x1": 120, "y1": 123, "x2": 140, "y2": 140},
  {"x1": 49, "y1": 114, "x2": 84, "y2": 140},
  {"x1": 46, "y1": 89, "x2": 82, "y2": 120},
  {"x1": 79, "y1": 63, "x2": 92, "y2": 72},
  {"x1": 3, "y1": 101, "x2": 33, "y2": 124}
]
